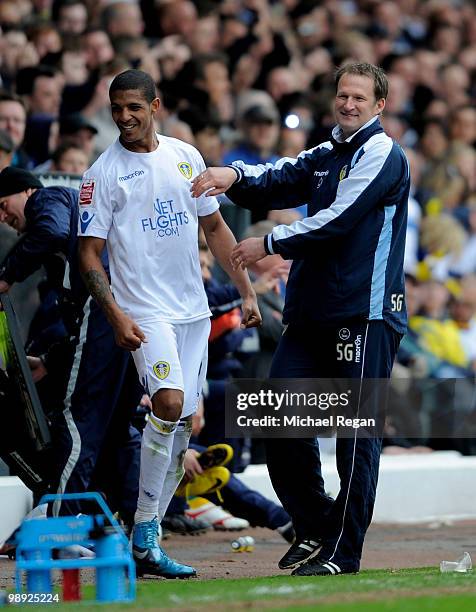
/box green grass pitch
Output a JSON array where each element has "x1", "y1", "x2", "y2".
[{"x1": 10, "y1": 567, "x2": 476, "y2": 610}]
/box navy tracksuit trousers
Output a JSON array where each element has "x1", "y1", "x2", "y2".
[
  {"x1": 266, "y1": 320, "x2": 401, "y2": 571},
  {"x1": 50, "y1": 298, "x2": 141, "y2": 520}
]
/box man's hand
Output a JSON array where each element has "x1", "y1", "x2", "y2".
[
  {"x1": 111, "y1": 312, "x2": 147, "y2": 351},
  {"x1": 0, "y1": 280, "x2": 10, "y2": 310},
  {"x1": 27, "y1": 356, "x2": 48, "y2": 383},
  {"x1": 190, "y1": 167, "x2": 238, "y2": 198},
  {"x1": 241, "y1": 293, "x2": 262, "y2": 328},
  {"x1": 183, "y1": 449, "x2": 203, "y2": 482},
  {"x1": 231, "y1": 237, "x2": 267, "y2": 270}
]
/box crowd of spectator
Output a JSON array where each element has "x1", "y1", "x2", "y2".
[{"x1": 1, "y1": 0, "x2": 476, "y2": 457}]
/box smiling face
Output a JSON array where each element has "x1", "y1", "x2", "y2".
[
  {"x1": 110, "y1": 89, "x2": 160, "y2": 152},
  {"x1": 0, "y1": 190, "x2": 30, "y2": 233},
  {"x1": 334, "y1": 73, "x2": 385, "y2": 139}
]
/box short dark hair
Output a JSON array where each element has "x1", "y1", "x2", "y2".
[
  {"x1": 334, "y1": 63, "x2": 388, "y2": 101},
  {"x1": 51, "y1": 140, "x2": 83, "y2": 165},
  {"x1": 0, "y1": 89, "x2": 26, "y2": 109},
  {"x1": 109, "y1": 69, "x2": 157, "y2": 103},
  {"x1": 193, "y1": 53, "x2": 229, "y2": 82},
  {"x1": 16, "y1": 65, "x2": 57, "y2": 96}
]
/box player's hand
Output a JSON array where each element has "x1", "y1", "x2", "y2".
[
  {"x1": 140, "y1": 394, "x2": 152, "y2": 410},
  {"x1": 190, "y1": 167, "x2": 238, "y2": 198},
  {"x1": 27, "y1": 356, "x2": 48, "y2": 382},
  {"x1": 112, "y1": 313, "x2": 147, "y2": 351},
  {"x1": 231, "y1": 237, "x2": 267, "y2": 270},
  {"x1": 241, "y1": 293, "x2": 262, "y2": 329}
]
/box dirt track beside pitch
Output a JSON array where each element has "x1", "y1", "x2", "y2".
[{"x1": 1, "y1": 520, "x2": 475, "y2": 585}]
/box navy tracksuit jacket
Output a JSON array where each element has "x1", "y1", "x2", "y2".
[
  {"x1": 226, "y1": 117, "x2": 410, "y2": 571},
  {"x1": 0, "y1": 187, "x2": 141, "y2": 520}
]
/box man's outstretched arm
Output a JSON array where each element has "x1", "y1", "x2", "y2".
[
  {"x1": 78, "y1": 236, "x2": 146, "y2": 350},
  {"x1": 190, "y1": 148, "x2": 316, "y2": 211}
]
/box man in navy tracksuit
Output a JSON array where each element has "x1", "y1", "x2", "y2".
[
  {"x1": 191, "y1": 63, "x2": 409, "y2": 576},
  {"x1": 0, "y1": 167, "x2": 140, "y2": 523}
]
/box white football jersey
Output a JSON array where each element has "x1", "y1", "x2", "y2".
[{"x1": 78, "y1": 134, "x2": 219, "y2": 323}]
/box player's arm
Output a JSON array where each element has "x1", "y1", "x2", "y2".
[
  {"x1": 78, "y1": 236, "x2": 146, "y2": 350},
  {"x1": 199, "y1": 210, "x2": 261, "y2": 329}
]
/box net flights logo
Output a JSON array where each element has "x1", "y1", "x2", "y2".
[{"x1": 141, "y1": 198, "x2": 189, "y2": 238}]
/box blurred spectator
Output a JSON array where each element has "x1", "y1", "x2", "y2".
[
  {"x1": 223, "y1": 104, "x2": 280, "y2": 166},
  {"x1": 35, "y1": 112, "x2": 97, "y2": 171},
  {"x1": 223, "y1": 102, "x2": 280, "y2": 224},
  {"x1": 278, "y1": 126, "x2": 307, "y2": 159},
  {"x1": 156, "y1": 0, "x2": 198, "y2": 40},
  {"x1": 448, "y1": 105, "x2": 476, "y2": 148},
  {"x1": 56, "y1": 0, "x2": 88, "y2": 36},
  {"x1": 193, "y1": 53, "x2": 233, "y2": 124},
  {"x1": 266, "y1": 67, "x2": 300, "y2": 104},
  {"x1": 50, "y1": 140, "x2": 89, "y2": 174},
  {"x1": 449, "y1": 276, "x2": 476, "y2": 370},
  {"x1": 400, "y1": 275, "x2": 469, "y2": 375},
  {"x1": 438, "y1": 63, "x2": 470, "y2": 111},
  {"x1": 59, "y1": 39, "x2": 89, "y2": 87},
  {"x1": 0, "y1": 29, "x2": 39, "y2": 88},
  {"x1": 0, "y1": 128, "x2": 14, "y2": 170},
  {"x1": 187, "y1": 13, "x2": 220, "y2": 55},
  {"x1": 101, "y1": 1, "x2": 144, "y2": 40},
  {"x1": 0, "y1": 1, "x2": 29, "y2": 31},
  {"x1": 81, "y1": 27, "x2": 115, "y2": 71},
  {"x1": 418, "y1": 119, "x2": 469, "y2": 210},
  {"x1": 419, "y1": 213, "x2": 467, "y2": 282},
  {"x1": 0, "y1": 91, "x2": 33, "y2": 169},
  {"x1": 112, "y1": 36, "x2": 160, "y2": 84},
  {"x1": 187, "y1": 119, "x2": 222, "y2": 166},
  {"x1": 451, "y1": 201, "x2": 476, "y2": 277},
  {"x1": 27, "y1": 23, "x2": 63, "y2": 61},
  {"x1": 290, "y1": 4, "x2": 331, "y2": 53},
  {"x1": 17, "y1": 65, "x2": 63, "y2": 117},
  {"x1": 60, "y1": 112, "x2": 97, "y2": 158}
]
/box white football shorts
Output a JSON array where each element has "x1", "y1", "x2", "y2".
[{"x1": 132, "y1": 318, "x2": 210, "y2": 418}]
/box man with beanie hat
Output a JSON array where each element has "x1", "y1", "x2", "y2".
[
  {"x1": 0, "y1": 167, "x2": 142, "y2": 526},
  {"x1": 0, "y1": 167, "x2": 43, "y2": 239}
]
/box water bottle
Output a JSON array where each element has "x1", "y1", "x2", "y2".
[
  {"x1": 440, "y1": 552, "x2": 472, "y2": 573},
  {"x1": 231, "y1": 536, "x2": 255, "y2": 552},
  {"x1": 95, "y1": 532, "x2": 127, "y2": 602}
]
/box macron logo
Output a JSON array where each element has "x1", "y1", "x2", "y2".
[{"x1": 119, "y1": 170, "x2": 145, "y2": 182}]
